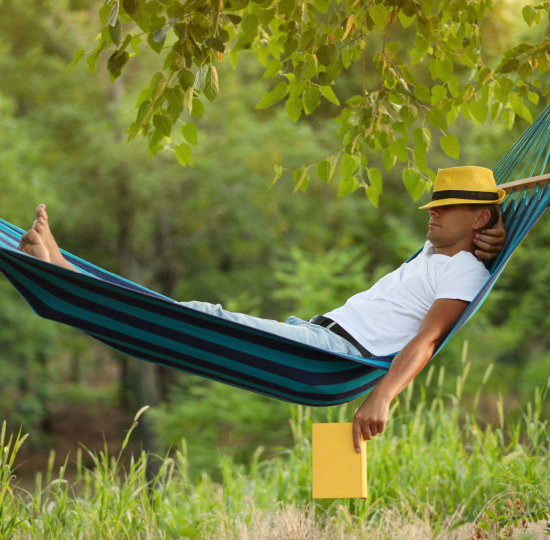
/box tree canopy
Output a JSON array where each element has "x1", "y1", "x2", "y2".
[{"x1": 74, "y1": 0, "x2": 550, "y2": 203}]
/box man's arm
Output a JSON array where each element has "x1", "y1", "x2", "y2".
[
  {"x1": 352, "y1": 297, "x2": 469, "y2": 452},
  {"x1": 473, "y1": 214, "x2": 506, "y2": 262}
]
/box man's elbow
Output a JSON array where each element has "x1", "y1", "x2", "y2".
[{"x1": 415, "y1": 328, "x2": 447, "y2": 353}]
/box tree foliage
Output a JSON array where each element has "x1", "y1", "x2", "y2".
[{"x1": 75, "y1": 0, "x2": 550, "y2": 203}]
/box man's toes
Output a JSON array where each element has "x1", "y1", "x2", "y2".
[
  {"x1": 37, "y1": 204, "x2": 48, "y2": 220},
  {"x1": 26, "y1": 229, "x2": 41, "y2": 243}
]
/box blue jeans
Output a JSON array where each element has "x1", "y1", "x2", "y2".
[{"x1": 178, "y1": 300, "x2": 364, "y2": 356}]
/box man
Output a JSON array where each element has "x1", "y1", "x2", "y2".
[{"x1": 17, "y1": 166, "x2": 507, "y2": 453}]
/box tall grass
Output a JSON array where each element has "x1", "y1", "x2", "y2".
[{"x1": 1, "y1": 343, "x2": 550, "y2": 539}]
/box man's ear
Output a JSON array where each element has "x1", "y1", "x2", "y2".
[{"x1": 473, "y1": 208, "x2": 491, "y2": 231}]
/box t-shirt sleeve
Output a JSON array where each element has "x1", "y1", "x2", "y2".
[{"x1": 435, "y1": 254, "x2": 490, "y2": 302}]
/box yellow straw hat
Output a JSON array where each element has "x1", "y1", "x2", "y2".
[{"x1": 418, "y1": 166, "x2": 506, "y2": 210}]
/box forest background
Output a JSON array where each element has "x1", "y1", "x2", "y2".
[{"x1": 1, "y1": 0, "x2": 550, "y2": 484}]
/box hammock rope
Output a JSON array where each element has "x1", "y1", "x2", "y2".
[{"x1": 1, "y1": 106, "x2": 550, "y2": 406}]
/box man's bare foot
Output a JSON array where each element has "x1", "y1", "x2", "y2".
[
  {"x1": 32, "y1": 204, "x2": 66, "y2": 267},
  {"x1": 18, "y1": 229, "x2": 51, "y2": 262},
  {"x1": 31, "y1": 204, "x2": 80, "y2": 273}
]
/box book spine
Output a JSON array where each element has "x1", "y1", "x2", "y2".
[{"x1": 361, "y1": 439, "x2": 368, "y2": 498}]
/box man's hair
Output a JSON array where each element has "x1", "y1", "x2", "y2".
[{"x1": 468, "y1": 203, "x2": 500, "y2": 230}]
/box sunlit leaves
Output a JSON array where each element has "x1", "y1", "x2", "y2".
[{"x1": 91, "y1": 0, "x2": 550, "y2": 201}]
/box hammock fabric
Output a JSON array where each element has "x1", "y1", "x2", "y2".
[{"x1": 1, "y1": 107, "x2": 550, "y2": 407}]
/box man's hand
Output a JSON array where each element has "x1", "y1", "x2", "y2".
[
  {"x1": 353, "y1": 392, "x2": 391, "y2": 451},
  {"x1": 473, "y1": 214, "x2": 507, "y2": 262}
]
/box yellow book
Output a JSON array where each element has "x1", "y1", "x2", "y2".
[{"x1": 312, "y1": 422, "x2": 367, "y2": 499}]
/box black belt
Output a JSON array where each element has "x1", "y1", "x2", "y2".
[{"x1": 307, "y1": 315, "x2": 374, "y2": 358}]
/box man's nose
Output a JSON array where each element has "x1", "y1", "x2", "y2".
[{"x1": 428, "y1": 207, "x2": 439, "y2": 217}]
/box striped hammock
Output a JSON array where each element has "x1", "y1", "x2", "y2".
[{"x1": 1, "y1": 107, "x2": 550, "y2": 407}]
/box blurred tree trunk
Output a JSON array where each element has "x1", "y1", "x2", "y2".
[{"x1": 100, "y1": 54, "x2": 163, "y2": 482}]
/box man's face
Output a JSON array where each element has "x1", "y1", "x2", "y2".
[{"x1": 426, "y1": 204, "x2": 477, "y2": 247}]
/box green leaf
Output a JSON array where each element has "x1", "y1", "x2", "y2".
[
  {"x1": 191, "y1": 98, "x2": 204, "y2": 119},
  {"x1": 293, "y1": 166, "x2": 310, "y2": 193},
  {"x1": 440, "y1": 133, "x2": 460, "y2": 159},
  {"x1": 478, "y1": 522, "x2": 490, "y2": 531},
  {"x1": 241, "y1": 13, "x2": 259, "y2": 37},
  {"x1": 368, "y1": 167, "x2": 382, "y2": 192},
  {"x1": 433, "y1": 58, "x2": 453, "y2": 82},
  {"x1": 320, "y1": 86, "x2": 340, "y2": 105},
  {"x1": 426, "y1": 108, "x2": 448, "y2": 130},
  {"x1": 203, "y1": 65, "x2": 219, "y2": 102},
  {"x1": 470, "y1": 100, "x2": 488, "y2": 123},
  {"x1": 368, "y1": 3, "x2": 388, "y2": 31},
  {"x1": 383, "y1": 147, "x2": 396, "y2": 171},
  {"x1": 175, "y1": 142, "x2": 193, "y2": 167},
  {"x1": 399, "y1": 105, "x2": 418, "y2": 127},
  {"x1": 314, "y1": 0, "x2": 331, "y2": 14},
  {"x1": 106, "y1": 50, "x2": 129, "y2": 81},
  {"x1": 413, "y1": 127, "x2": 430, "y2": 150},
  {"x1": 316, "y1": 44, "x2": 336, "y2": 67},
  {"x1": 165, "y1": 86, "x2": 185, "y2": 115},
  {"x1": 153, "y1": 114, "x2": 172, "y2": 137},
  {"x1": 528, "y1": 92, "x2": 539, "y2": 105},
  {"x1": 122, "y1": 0, "x2": 141, "y2": 16},
  {"x1": 285, "y1": 98, "x2": 302, "y2": 123},
  {"x1": 485, "y1": 510, "x2": 497, "y2": 520},
  {"x1": 68, "y1": 49, "x2": 85, "y2": 71},
  {"x1": 502, "y1": 109, "x2": 515, "y2": 130},
  {"x1": 182, "y1": 122, "x2": 198, "y2": 146},
  {"x1": 389, "y1": 138, "x2": 408, "y2": 162},
  {"x1": 318, "y1": 155, "x2": 338, "y2": 183},
  {"x1": 194, "y1": 65, "x2": 208, "y2": 92},
  {"x1": 523, "y1": 5, "x2": 536, "y2": 26},
  {"x1": 109, "y1": 18, "x2": 121, "y2": 47},
  {"x1": 491, "y1": 101, "x2": 503, "y2": 122},
  {"x1": 268, "y1": 164, "x2": 283, "y2": 189},
  {"x1": 135, "y1": 99, "x2": 153, "y2": 128},
  {"x1": 403, "y1": 167, "x2": 424, "y2": 201},
  {"x1": 341, "y1": 153, "x2": 359, "y2": 179},
  {"x1": 302, "y1": 87, "x2": 321, "y2": 115},
  {"x1": 153, "y1": 18, "x2": 176, "y2": 43},
  {"x1": 108, "y1": 1, "x2": 119, "y2": 26},
  {"x1": 256, "y1": 82, "x2": 289, "y2": 109},
  {"x1": 414, "y1": 83, "x2": 431, "y2": 103},
  {"x1": 337, "y1": 175, "x2": 360, "y2": 197},
  {"x1": 365, "y1": 185, "x2": 379, "y2": 207},
  {"x1": 204, "y1": 37, "x2": 225, "y2": 53},
  {"x1": 263, "y1": 60, "x2": 282, "y2": 79}
]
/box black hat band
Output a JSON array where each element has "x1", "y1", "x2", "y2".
[{"x1": 431, "y1": 190, "x2": 499, "y2": 202}]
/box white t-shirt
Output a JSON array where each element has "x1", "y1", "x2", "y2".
[{"x1": 323, "y1": 240, "x2": 490, "y2": 356}]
